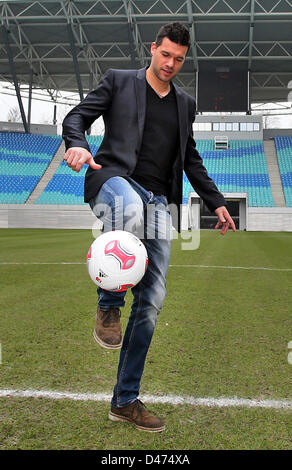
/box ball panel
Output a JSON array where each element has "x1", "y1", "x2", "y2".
[{"x1": 86, "y1": 230, "x2": 148, "y2": 291}]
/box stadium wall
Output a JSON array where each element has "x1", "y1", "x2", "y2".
[
  {"x1": 247, "y1": 207, "x2": 292, "y2": 231},
  {"x1": 0, "y1": 204, "x2": 101, "y2": 230},
  {"x1": 193, "y1": 115, "x2": 263, "y2": 141},
  {"x1": 263, "y1": 129, "x2": 292, "y2": 139},
  {"x1": 1, "y1": 204, "x2": 292, "y2": 232},
  {"x1": 0, "y1": 121, "x2": 57, "y2": 135}
]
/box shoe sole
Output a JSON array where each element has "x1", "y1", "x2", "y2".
[
  {"x1": 93, "y1": 329, "x2": 122, "y2": 350},
  {"x1": 108, "y1": 411, "x2": 165, "y2": 433}
]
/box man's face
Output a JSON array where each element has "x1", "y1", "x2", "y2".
[{"x1": 150, "y1": 37, "x2": 188, "y2": 83}]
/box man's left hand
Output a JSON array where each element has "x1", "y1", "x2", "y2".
[{"x1": 215, "y1": 206, "x2": 237, "y2": 235}]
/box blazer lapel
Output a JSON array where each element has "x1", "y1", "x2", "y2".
[
  {"x1": 173, "y1": 83, "x2": 188, "y2": 164},
  {"x1": 135, "y1": 67, "x2": 147, "y2": 148}
]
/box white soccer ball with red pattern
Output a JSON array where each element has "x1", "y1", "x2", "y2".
[{"x1": 86, "y1": 230, "x2": 148, "y2": 292}]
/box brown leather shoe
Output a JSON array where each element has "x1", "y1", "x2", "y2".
[
  {"x1": 93, "y1": 307, "x2": 122, "y2": 350},
  {"x1": 109, "y1": 399, "x2": 165, "y2": 432}
]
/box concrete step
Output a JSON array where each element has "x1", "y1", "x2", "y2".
[
  {"x1": 26, "y1": 141, "x2": 65, "y2": 204},
  {"x1": 263, "y1": 140, "x2": 286, "y2": 207}
]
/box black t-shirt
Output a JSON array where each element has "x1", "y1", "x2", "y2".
[{"x1": 131, "y1": 80, "x2": 179, "y2": 196}]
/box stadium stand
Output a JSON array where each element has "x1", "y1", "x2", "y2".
[
  {"x1": 183, "y1": 140, "x2": 275, "y2": 207},
  {"x1": 35, "y1": 135, "x2": 103, "y2": 204},
  {"x1": 0, "y1": 133, "x2": 277, "y2": 208},
  {"x1": 0, "y1": 132, "x2": 62, "y2": 203},
  {"x1": 274, "y1": 136, "x2": 292, "y2": 207}
]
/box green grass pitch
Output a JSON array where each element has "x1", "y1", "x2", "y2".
[{"x1": 0, "y1": 228, "x2": 291, "y2": 450}]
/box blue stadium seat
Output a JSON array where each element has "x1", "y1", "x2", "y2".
[
  {"x1": 35, "y1": 135, "x2": 103, "y2": 204},
  {"x1": 0, "y1": 132, "x2": 62, "y2": 203},
  {"x1": 1, "y1": 133, "x2": 277, "y2": 209},
  {"x1": 274, "y1": 136, "x2": 292, "y2": 207},
  {"x1": 183, "y1": 140, "x2": 275, "y2": 207}
]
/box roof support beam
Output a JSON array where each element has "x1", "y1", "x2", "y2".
[
  {"x1": 247, "y1": 0, "x2": 256, "y2": 114},
  {"x1": 122, "y1": 0, "x2": 145, "y2": 68},
  {"x1": 186, "y1": 0, "x2": 199, "y2": 72},
  {"x1": 66, "y1": 22, "x2": 84, "y2": 101},
  {"x1": 186, "y1": 0, "x2": 199, "y2": 100},
  {"x1": 248, "y1": 0, "x2": 255, "y2": 70},
  {"x1": 61, "y1": 1, "x2": 103, "y2": 89},
  {"x1": 61, "y1": 1, "x2": 85, "y2": 100},
  {"x1": 27, "y1": 67, "x2": 33, "y2": 132},
  {"x1": 2, "y1": 24, "x2": 29, "y2": 133},
  {"x1": 123, "y1": 0, "x2": 136, "y2": 68},
  {"x1": 1, "y1": 2, "x2": 60, "y2": 100}
]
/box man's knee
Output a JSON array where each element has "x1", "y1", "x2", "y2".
[
  {"x1": 145, "y1": 280, "x2": 167, "y2": 314},
  {"x1": 89, "y1": 180, "x2": 144, "y2": 235}
]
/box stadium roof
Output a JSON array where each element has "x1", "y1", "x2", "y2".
[{"x1": 1, "y1": 0, "x2": 292, "y2": 107}]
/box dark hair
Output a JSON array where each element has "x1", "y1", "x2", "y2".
[{"x1": 155, "y1": 22, "x2": 191, "y2": 49}]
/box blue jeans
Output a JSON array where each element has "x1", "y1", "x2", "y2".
[{"x1": 89, "y1": 176, "x2": 172, "y2": 407}]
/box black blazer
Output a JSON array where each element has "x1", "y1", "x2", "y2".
[{"x1": 62, "y1": 67, "x2": 226, "y2": 232}]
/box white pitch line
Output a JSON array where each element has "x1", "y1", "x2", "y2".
[
  {"x1": 0, "y1": 262, "x2": 84, "y2": 265},
  {"x1": 169, "y1": 264, "x2": 292, "y2": 272},
  {"x1": 0, "y1": 389, "x2": 292, "y2": 410},
  {"x1": 0, "y1": 262, "x2": 291, "y2": 271}
]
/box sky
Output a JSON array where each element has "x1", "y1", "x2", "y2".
[{"x1": 0, "y1": 83, "x2": 104, "y2": 135}]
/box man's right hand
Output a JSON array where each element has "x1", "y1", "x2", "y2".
[{"x1": 64, "y1": 147, "x2": 102, "y2": 173}]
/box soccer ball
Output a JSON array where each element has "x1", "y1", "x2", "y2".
[{"x1": 86, "y1": 230, "x2": 148, "y2": 292}]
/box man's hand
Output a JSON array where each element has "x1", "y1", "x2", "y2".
[
  {"x1": 215, "y1": 206, "x2": 236, "y2": 235},
  {"x1": 64, "y1": 147, "x2": 102, "y2": 173}
]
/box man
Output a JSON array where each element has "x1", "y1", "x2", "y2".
[{"x1": 63, "y1": 22, "x2": 236, "y2": 433}]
